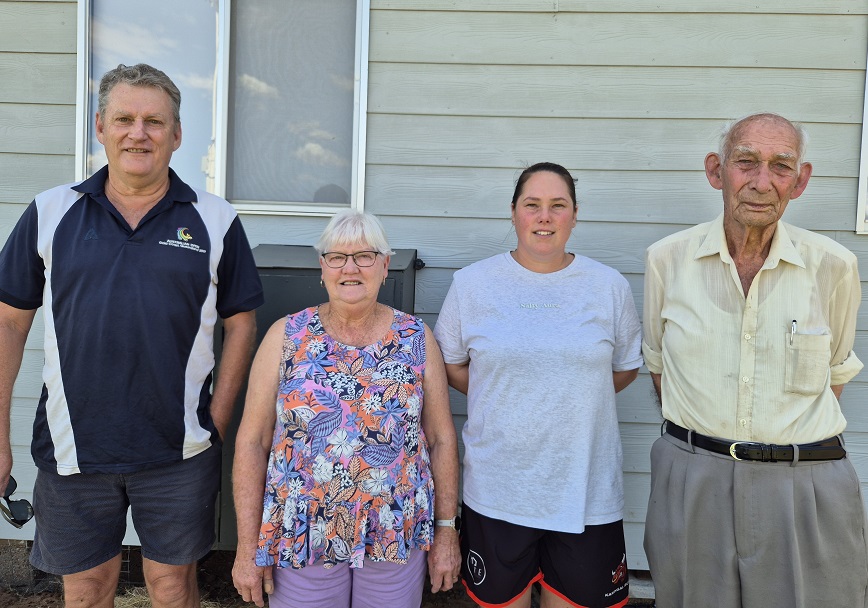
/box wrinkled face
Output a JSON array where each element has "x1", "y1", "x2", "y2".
[
  {"x1": 511, "y1": 171, "x2": 577, "y2": 263},
  {"x1": 319, "y1": 241, "x2": 390, "y2": 307},
  {"x1": 95, "y1": 83, "x2": 181, "y2": 188},
  {"x1": 706, "y1": 117, "x2": 811, "y2": 231}
]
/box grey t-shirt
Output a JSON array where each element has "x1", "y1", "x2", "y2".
[{"x1": 434, "y1": 252, "x2": 643, "y2": 533}]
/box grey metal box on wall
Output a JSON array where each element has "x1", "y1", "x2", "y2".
[
  {"x1": 251, "y1": 244, "x2": 417, "y2": 333},
  {"x1": 214, "y1": 244, "x2": 418, "y2": 549}
]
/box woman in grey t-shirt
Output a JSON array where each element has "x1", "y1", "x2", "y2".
[{"x1": 434, "y1": 162, "x2": 643, "y2": 608}]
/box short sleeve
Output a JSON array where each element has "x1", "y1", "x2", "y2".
[
  {"x1": 641, "y1": 247, "x2": 665, "y2": 374},
  {"x1": 215, "y1": 216, "x2": 264, "y2": 318},
  {"x1": 0, "y1": 202, "x2": 45, "y2": 310},
  {"x1": 611, "y1": 278, "x2": 643, "y2": 372},
  {"x1": 433, "y1": 275, "x2": 469, "y2": 365},
  {"x1": 828, "y1": 255, "x2": 863, "y2": 385}
]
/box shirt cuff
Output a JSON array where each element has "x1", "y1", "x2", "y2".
[
  {"x1": 613, "y1": 355, "x2": 644, "y2": 372},
  {"x1": 830, "y1": 350, "x2": 864, "y2": 386},
  {"x1": 441, "y1": 354, "x2": 470, "y2": 366},
  {"x1": 641, "y1": 341, "x2": 663, "y2": 374}
]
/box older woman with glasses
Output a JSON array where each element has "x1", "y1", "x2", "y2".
[{"x1": 232, "y1": 210, "x2": 461, "y2": 608}]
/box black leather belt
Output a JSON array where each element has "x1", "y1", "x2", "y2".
[{"x1": 665, "y1": 421, "x2": 845, "y2": 462}]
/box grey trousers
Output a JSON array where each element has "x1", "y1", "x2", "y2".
[{"x1": 644, "y1": 433, "x2": 868, "y2": 608}]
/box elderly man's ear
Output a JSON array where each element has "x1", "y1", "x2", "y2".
[
  {"x1": 704, "y1": 153, "x2": 723, "y2": 190},
  {"x1": 791, "y1": 162, "x2": 813, "y2": 200}
]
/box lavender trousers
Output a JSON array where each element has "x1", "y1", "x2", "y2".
[{"x1": 269, "y1": 548, "x2": 428, "y2": 608}]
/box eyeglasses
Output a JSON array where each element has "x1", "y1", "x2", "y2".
[
  {"x1": 1, "y1": 476, "x2": 34, "y2": 529},
  {"x1": 321, "y1": 251, "x2": 380, "y2": 268}
]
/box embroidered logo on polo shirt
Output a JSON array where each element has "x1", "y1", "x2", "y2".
[
  {"x1": 158, "y1": 227, "x2": 207, "y2": 254},
  {"x1": 84, "y1": 228, "x2": 99, "y2": 241}
]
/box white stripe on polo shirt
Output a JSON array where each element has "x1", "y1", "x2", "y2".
[{"x1": 35, "y1": 185, "x2": 87, "y2": 475}]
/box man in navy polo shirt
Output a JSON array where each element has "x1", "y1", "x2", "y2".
[{"x1": 0, "y1": 64, "x2": 264, "y2": 607}]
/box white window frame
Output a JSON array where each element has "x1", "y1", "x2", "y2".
[
  {"x1": 855, "y1": 42, "x2": 868, "y2": 233},
  {"x1": 75, "y1": 0, "x2": 370, "y2": 216}
]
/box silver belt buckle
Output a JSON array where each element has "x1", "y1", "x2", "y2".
[{"x1": 729, "y1": 442, "x2": 747, "y2": 460}]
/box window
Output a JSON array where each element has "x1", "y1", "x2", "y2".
[
  {"x1": 76, "y1": 0, "x2": 370, "y2": 214},
  {"x1": 857, "y1": 41, "x2": 868, "y2": 233},
  {"x1": 78, "y1": 0, "x2": 219, "y2": 193}
]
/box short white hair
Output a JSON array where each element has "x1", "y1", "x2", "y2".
[
  {"x1": 718, "y1": 112, "x2": 809, "y2": 165},
  {"x1": 315, "y1": 210, "x2": 395, "y2": 255}
]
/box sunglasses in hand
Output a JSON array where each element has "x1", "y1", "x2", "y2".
[{"x1": 1, "y1": 476, "x2": 34, "y2": 529}]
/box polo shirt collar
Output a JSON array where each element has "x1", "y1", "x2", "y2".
[
  {"x1": 694, "y1": 213, "x2": 806, "y2": 269},
  {"x1": 73, "y1": 166, "x2": 198, "y2": 204}
]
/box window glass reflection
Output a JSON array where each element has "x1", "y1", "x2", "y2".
[
  {"x1": 88, "y1": 0, "x2": 219, "y2": 192},
  {"x1": 228, "y1": 1, "x2": 356, "y2": 205}
]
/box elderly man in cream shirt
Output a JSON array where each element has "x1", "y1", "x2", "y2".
[{"x1": 642, "y1": 112, "x2": 868, "y2": 608}]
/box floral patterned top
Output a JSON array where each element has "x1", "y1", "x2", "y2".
[{"x1": 255, "y1": 306, "x2": 435, "y2": 569}]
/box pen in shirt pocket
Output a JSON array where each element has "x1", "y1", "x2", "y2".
[{"x1": 790, "y1": 320, "x2": 797, "y2": 345}]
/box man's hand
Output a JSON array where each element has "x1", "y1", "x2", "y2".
[
  {"x1": 231, "y1": 554, "x2": 273, "y2": 608},
  {"x1": 427, "y1": 527, "x2": 461, "y2": 593}
]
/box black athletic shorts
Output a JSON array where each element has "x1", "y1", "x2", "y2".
[{"x1": 460, "y1": 503, "x2": 629, "y2": 608}]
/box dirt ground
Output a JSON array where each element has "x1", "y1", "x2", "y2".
[{"x1": 0, "y1": 588, "x2": 55, "y2": 608}]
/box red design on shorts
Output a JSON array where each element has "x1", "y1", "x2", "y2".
[{"x1": 612, "y1": 553, "x2": 627, "y2": 585}]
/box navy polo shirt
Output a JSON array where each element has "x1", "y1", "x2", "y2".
[{"x1": 0, "y1": 167, "x2": 264, "y2": 474}]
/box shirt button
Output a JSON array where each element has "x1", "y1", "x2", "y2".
[
  {"x1": 742, "y1": 376, "x2": 750, "y2": 383},
  {"x1": 740, "y1": 419, "x2": 747, "y2": 427},
  {"x1": 744, "y1": 334, "x2": 751, "y2": 340}
]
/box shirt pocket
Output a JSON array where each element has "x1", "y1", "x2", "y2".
[{"x1": 784, "y1": 332, "x2": 831, "y2": 396}]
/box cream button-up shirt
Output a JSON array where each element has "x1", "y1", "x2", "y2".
[{"x1": 642, "y1": 214, "x2": 863, "y2": 444}]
